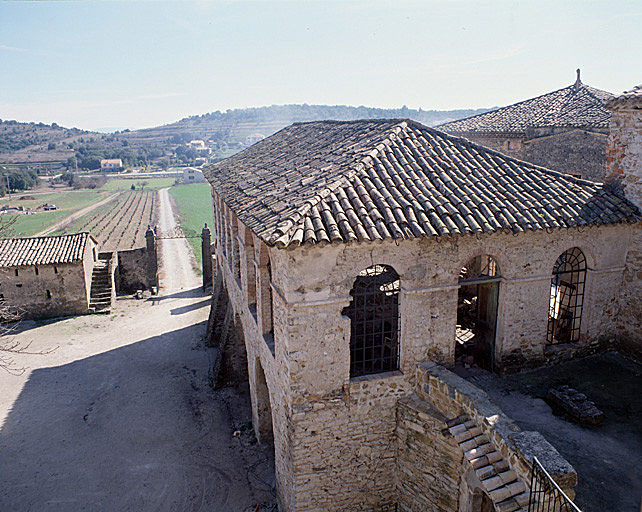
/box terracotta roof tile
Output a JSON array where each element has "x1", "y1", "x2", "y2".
[
  {"x1": 204, "y1": 119, "x2": 639, "y2": 248},
  {"x1": 0, "y1": 232, "x2": 94, "y2": 267},
  {"x1": 439, "y1": 79, "x2": 613, "y2": 134}
]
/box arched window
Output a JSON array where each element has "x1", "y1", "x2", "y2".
[
  {"x1": 547, "y1": 248, "x2": 586, "y2": 344},
  {"x1": 343, "y1": 265, "x2": 400, "y2": 378}
]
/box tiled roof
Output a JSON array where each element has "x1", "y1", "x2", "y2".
[
  {"x1": 439, "y1": 78, "x2": 613, "y2": 134},
  {"x1": 204, "y1": 119, "x2": 639, "y2": 248},
  {"x1": 0, "y1": 232, "x2": 94, "y2": 267},
  {"x1": 606, "y1": 84, "x2": 642, "y2": 109}
]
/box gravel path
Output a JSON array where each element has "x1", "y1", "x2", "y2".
[{"x1": 0, "y1": 190, "x2": 274, "y2": 511}]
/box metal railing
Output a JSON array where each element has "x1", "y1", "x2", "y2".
[{"x1": 528, "y1": 457, "x2": 581, "y2": 512}]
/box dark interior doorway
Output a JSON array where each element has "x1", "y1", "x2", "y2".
[{"x1": 456, "y1": 255, "x2": 500, "y2": 371}]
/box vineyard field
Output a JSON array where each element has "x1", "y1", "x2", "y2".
[{"x1": 55, "y1": 190, "x2": 158, "y2": 251}]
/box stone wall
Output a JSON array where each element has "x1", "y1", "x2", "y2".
[
  {"x1": 0, "y1": 261, "x2": 91, "y2": 319},
  {"x1": 210, "y1": 187, "x2": 637, "y2": 511},
  {"x1": 116, "y1": 246, "x2": 158, "y2": 294},
  {"x1": 396, "y1": 395, "x2": 462, "y2": 512},
  {"x1": 523, "y1": 129, "x2": 607, "y2": 181},
  {"x1": 606, "y1": 95, "x2": 642, "y2": 358},
  {"x1": 280, "y1": 223, "x2": 633, "y2": 374},
  {"x1": 414, "y1": 362, "x2": 577, "y2": 495},
  {"x1": 452, "y1": 128, "x2": 608, "y2": 181}
]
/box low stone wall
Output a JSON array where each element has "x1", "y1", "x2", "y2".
[
  {"x1": 415, "y1": 362, "x2": 577, "y2": 495},
  {"x1": 116, "y1": 247, "x2": 158, "y2": 294}
]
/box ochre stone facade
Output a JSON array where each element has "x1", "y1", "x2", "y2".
[
  {"x1": 210, "y1": 192, "x2": 638, "y2": 511},
  {"x1": 0, "y1": 237, "x2": 97, "y2": 319}
]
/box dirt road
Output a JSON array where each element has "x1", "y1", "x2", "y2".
[
  {"x1": 36, "y1": 191, "x2": 120, "y2": 236},
  {"x1": 157, "y1": 188, "x2": 200, "y2": 292},
  {"x1": 0, "y1": 192, "x2": 274, "y2": 511}
]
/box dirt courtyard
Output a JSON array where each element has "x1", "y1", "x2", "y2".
[
  {"x1": 467, "y1": 352, "x2": 642, "y2": 512},
  {"x1": 0, "y1": 190, "x2": 275, "y2": 511}
]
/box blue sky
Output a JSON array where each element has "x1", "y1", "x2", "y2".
[{"x1": 1, "y1": 1, "x2": 640, "y2": 131}]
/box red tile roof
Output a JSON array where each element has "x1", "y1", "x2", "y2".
[
  {"x1": 204, "y1": 119, "x2": 639, "y2": 248},
  {"x1": 0, "y1": 232, "x2": 95, "y2": 267}
]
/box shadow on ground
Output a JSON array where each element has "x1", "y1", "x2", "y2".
[
  {"x1": 0, "y1": 321, "x2": 274, "y2": 512},
  {"x1": 470, "y1": 352, "x2": 642, "y2": 512}
]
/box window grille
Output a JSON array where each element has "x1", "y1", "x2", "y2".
[
  {"x1": 343, "y1": 265, "x2": 400, "y2": 378},
  {"x1": 547, "y1": 248, "x2": 586, "y2": 344}
]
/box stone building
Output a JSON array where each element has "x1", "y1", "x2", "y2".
[
  {"x1": 439, "y1": 70, "x2": 613, "y2": 181},
  {"x1": 204, "y1": 90, "x2": 640, "y2": 511},
  {"x1": 0, "y1": 232, "x2": 103, "y2": 319}
]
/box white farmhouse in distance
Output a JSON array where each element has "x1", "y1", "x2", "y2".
[
  {"x1": 189, "y1": 140, "x2": 212, "y2": 155},
  {"x1": 100, "y1": 158, "x2": 123, "y2": 171},
  {"x1": 182, "y1": 167, "x2": 206, "y2": 183}
]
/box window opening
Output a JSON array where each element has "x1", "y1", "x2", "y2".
[
  {"x1": 343, "y1": 265, "x2": 400, "y2": 378},
  {"x1": 14, "y1": 269, "x2": 18, "y2": 277},
  {"x1": 547, "y1": 248, "x2": 586, "y2": 344},
  {"x1": 46, "y1": 290, "x2": 51, "y2": 299},
  {"x1": 35, "y1": 266, "x2": 39, "y2": 276},
  {"x1": 54, "y1": 266, "x2": 58, "y2": 274},
  {"x1": 456, "y1": 255, "x2": 500, "y2": 371}
]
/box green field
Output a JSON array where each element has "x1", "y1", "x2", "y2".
[
  {"x1": 169, "y1": 183, "x2": 213, "y2": 271},
  {"x1": 0, "y1": 190, "x2": 110, "y2": 238},
  {"x1": 101, "y1": 177, "x2": 177, "y2": 191}
]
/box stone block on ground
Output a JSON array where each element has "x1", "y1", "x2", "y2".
[{"x1": 546, "y1": 385, "x2": 604, "y2": 426}]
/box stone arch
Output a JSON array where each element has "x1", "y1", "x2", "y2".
[
  {"x1": 453, "y1": 249, "x2": 506, "y2": 281},
  {"x1": 253, "y1": 358, "x2": 273, "y2": 444}
]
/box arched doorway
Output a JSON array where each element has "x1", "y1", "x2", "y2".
[{"x1": 456, "y1": 255, "x2": 500, "y2": 371}]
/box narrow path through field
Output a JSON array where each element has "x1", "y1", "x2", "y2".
[
  {"x1": 36, "y1": 191, "x2": 120, "y2": 236},
  {"x1": 0, "y1": 189, "x2": 274, "y2": 511}
]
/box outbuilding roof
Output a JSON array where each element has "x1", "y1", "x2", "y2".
[
  {"x1": 204, "y1": 119, "x2": 639, "y2": 248},
  {"x1": 439, "y1": 72, "x2": 613, "y2": 134},
  {"x1": 0, "y1": 232, "x2": 95, "y2": 267},
  {"x1": 606, "y1": 84, "x2": 642, "y2": 109}
]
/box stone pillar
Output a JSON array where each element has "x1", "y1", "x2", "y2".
[
  {"x1": 605, "y1": 85, "x2": 642, "y2": 209},
  {"x1": 145, "y1": 225, "x2": 159, "y2": 290},
  {"x1": 605, "y1": 86, "x2": 642, "y2": 355},
  {"x1": 201, "y1": 224, "x2": 212, "y2": 290}
]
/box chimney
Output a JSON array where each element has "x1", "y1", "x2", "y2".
[
  {"x1": 605, "y1": 84, "x2": 642, "y2": 211},
  {"x1": 574, "y1": 68, "x2": 582, "y2": 90}
]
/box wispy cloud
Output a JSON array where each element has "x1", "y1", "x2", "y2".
[{"x1": 0, "y1": 44, "x2": 30, "y2": 53}]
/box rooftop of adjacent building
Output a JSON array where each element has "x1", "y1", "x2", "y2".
[
  {"x1": 204, "y1": 117, "x2": 639, "y2": 249},
  {"x1": 438, "y1": 69, "x2": 614, "y2": 134},
  {"x1": 0, "y1": 232, "x2": 96, "y2": 267}
]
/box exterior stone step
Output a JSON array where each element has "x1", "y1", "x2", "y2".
[
  {"x1": 465, "y1": 442, "x2": 494, "y2": 460},
  {"x1": 460, "y1": 433, "x2": 489, "y2": 451},
  {"x1": 454, "y1": 426, "x2": 482, "y2": 443},
  {"x1": 495, "y1": 497, "x2": 523, "y2": 512}
]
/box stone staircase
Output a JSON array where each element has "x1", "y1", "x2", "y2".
[
  {"x1": 447, "y1": 415, "x2": 530, "y2": 512},
  {"x1": 89, "y1": 257, "x2": 113, "y2": 314}
]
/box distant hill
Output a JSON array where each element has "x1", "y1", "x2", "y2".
[
  {"x1": 0, "y1": 104, "x2": 491, "y2": 171},
  {"x1": 122, "y1": 104, "x2": 491, "y2": 145}
]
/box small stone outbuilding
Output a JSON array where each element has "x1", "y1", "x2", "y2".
[
  {"x1": 204, "y1": 87, "x2": 641, "y2": 511},
  {"x1": 439, "y1": 70, "x2": 613, "y2": 181},
  {"x1": 0, "y1": 232, "x2": 99, "y2": 319}
]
